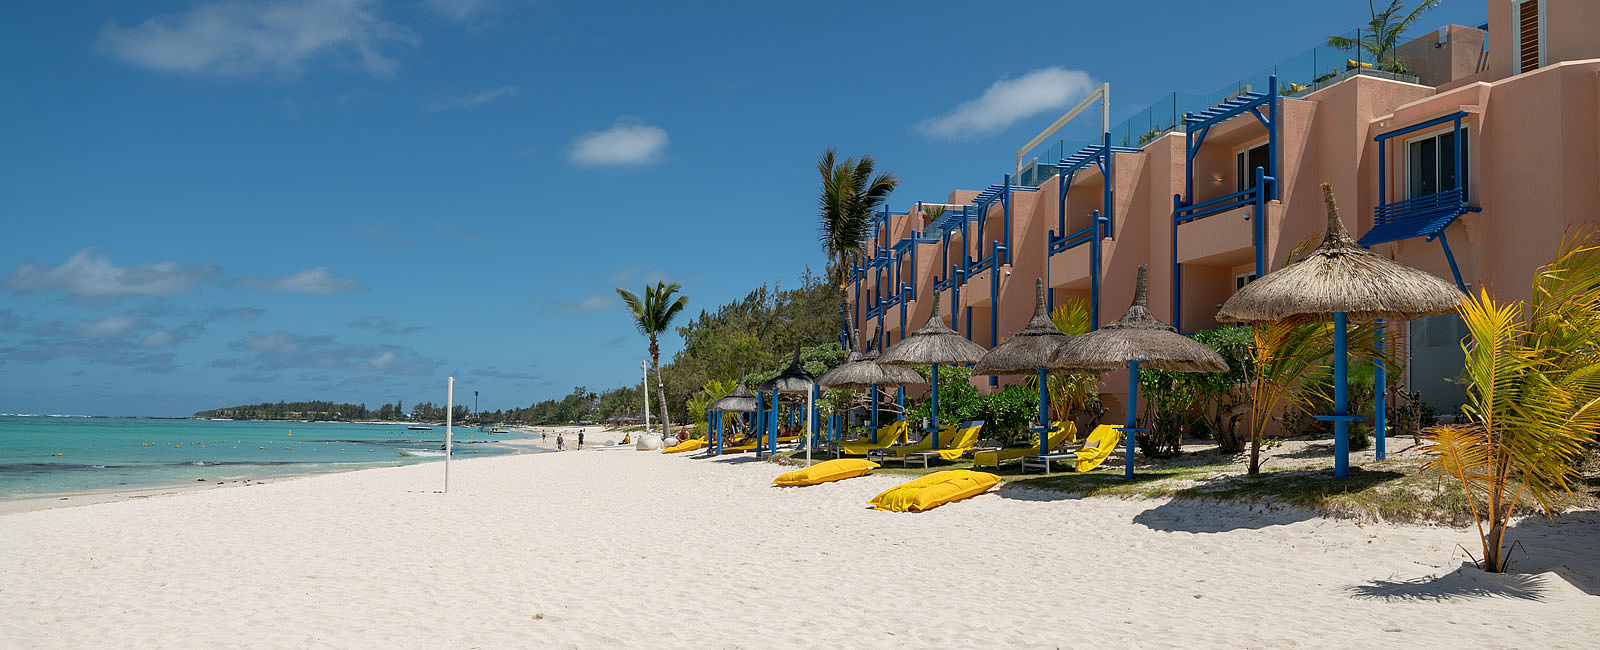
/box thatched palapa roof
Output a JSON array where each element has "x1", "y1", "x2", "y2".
[
  {"x1": 817, "y1": 331, "x2": 925, "y2": 390},
  {"x1": 1217, "y1": 183, "x2": 1464, "y2": 324},
  {"x1": 875, "y1": 294, "x2": 988, "y2": 366},
  {"x1": 1051, "y1": 265, "x2": 1228, "y2": 373},
  {"x1": 973, "y1": 279, "x2": 1072, "y2": 376},
  {"x1": 710, "y1": 377, "x2": 757, "y2": 413},
  {"x1": 761, "y1": 344, "x2": 816, "y2": 394}
]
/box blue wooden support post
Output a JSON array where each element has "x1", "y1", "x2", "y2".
[
  {"x1": 990, "y1": 241, "x2": 1000, "y2": 386},
  {"x1": 1253, "y1": 166, "x2": 1268, "y2": 279},
  {"x1": 930, "y1": 362, "x2": 941, "y2": 449},
  {"x1": 870, "y1": 383, "x2": 879, "y2": 432},
  {"x1": 1332, "y1": 313, "x2": 1351, "y2": 478},
  {"x1": 1375, "y1": 319, "x2": 1387, "y2": 461},
  {"x1": 713, "y1": 410, "x2": 721, "y2": 455},
  {"x1": 1037, "y1": 368, "x2": 1050, "y2": 458},
  {"x1": 768, "y1": 391, "x2": 778, "y2": 456},
  {"x1": 1171, "y1": 194, "x2": 1183, "y2": 332},
  {"x1": 1090, "y1": 210, "x2": 1104, "y2": 330},
  {"x1": 1124, "y1": 360, "x2": 1143, "y2": 479},
  {"x1": 1002, "y1": 174, "x2": 1012, "y2": 264}
]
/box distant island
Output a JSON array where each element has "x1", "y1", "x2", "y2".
[
  {"x1": 193, "y1": 400, "x2": 458, "y2": 423},
  {"x1": 193, "y1": 386, "x2": 644, "y2": 425}
]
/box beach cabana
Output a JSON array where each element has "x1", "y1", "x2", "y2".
[
  {"x1": 817, "y1": 327, "x2": 922, "y2": 451},
  {"x1": 876, "y1": 295, "x2": 988, "y2": 449},
  {"x1": 709, "y1": 377, "x2": 757, "y2": 455},
  {"x1": 762, "y1": 345, "x2": 818, "y2": 464},
  {"x1": 1052, "y1": 265, "x2": 1227, "y2": 478},
  {"x1": 973, "y1": 279, "x2": 1073, "y2": 460},
  {"x1": 1217, "y1": 183, "x2": 1462, "y2": 478}
]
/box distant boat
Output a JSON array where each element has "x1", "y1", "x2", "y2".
[
  {"x1": 398, "y1": 448, "x2": 447, "y2": 458},
  {"x1": 407, "y1": 426, "x2": 432, "y2": 431}
]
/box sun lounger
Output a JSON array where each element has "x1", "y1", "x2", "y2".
[
  {"x1": 1020, "y1": 424, "x2": 1121, "y2": 475},
  {"x1": 865, "y1": 423, "x2": 952, "y2": 463},
  {"x1": 867, "y1": 469, "x2": 1002, "y2": 512},
  {"x1": 834, "y1": 421, "x2": 908, "y2": 457},
  {"x1": 902, "y1": 421, "x2": 986, "y2": 469},
  {"x1": 971, "y1": 421, "x2": 1077, "y2": 469}
]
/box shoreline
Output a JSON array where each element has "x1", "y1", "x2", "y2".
[{"x1": 0, "y1": 425, "x2": 603, "y2": 515}]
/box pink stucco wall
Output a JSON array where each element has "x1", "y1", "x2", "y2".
[{"x1": 844, "y1": 0, "x2": 1600, "y2": 427}]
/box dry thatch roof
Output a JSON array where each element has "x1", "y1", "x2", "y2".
[
  {"x1": 816, "y1": 346, "x2": 925, "y2": 390},
  {"x1": 973, "y1": 279, "x2": 1072, "y2": 376},
  {"x1": 1217, "y1": 183, "x2": 1464, "y2": 323},
  {"x1": 710, "y1": 377, "x2": 757, "y2": 412},
  {"x1": 1051, "y1": 265, "x2": 1228, "y2": 373},
  {"x1": 875, "y1": 294, "x2": 989, "y2": 366},
  {"x1": 761, "y1": 344, "x2": 816, "y2": 394}
]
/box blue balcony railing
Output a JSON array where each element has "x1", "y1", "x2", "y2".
[{"x1": 1361, "y1": 188, "x2": 1477, "y2": 247}]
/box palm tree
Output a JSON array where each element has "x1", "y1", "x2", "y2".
[
  {"x1": 617, "y1": 282, "x2": 689, "y2": 441},
  {"x1": 1327, "y1": 0, "x2": 1440, "y2": 75},
  {"x1": 817, "y1": 148, "x2": 898, "y2": 312},
  {"x1": 1422, "y1": 234, "x2": 1600, "y2": 573}
]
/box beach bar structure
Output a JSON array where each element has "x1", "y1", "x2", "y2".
[{"x1": 844, "y1": 0, "x2": 1600, "y2": 440}]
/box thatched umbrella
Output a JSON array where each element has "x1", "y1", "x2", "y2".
[
  {"x1": 762, "y1": 345, "x2": 818, "y2": 462},
  {"x1": 817, "y1": 327, "x2": 923, "y2": 454},
  {"x1": 877, "y1": 294, "x2": 988, "y2": 448},
  {"x1": 709, "y1": 376, "x2": 757, "y2": 455},
  {"x1": 1218, "y1": 183, "x2": 1462, "y2": 477},
  {"x1": 973, "y1": 279, "x2": 1073, "y2": 458},
  {"x1": 1052, "y1": 264, "x2": 1228, "y2": 478}
]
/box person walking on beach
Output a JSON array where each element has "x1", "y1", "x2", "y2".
[
  {"x1": 542, "y1": 430, "x2": 547, "y2": 442},
  {"x1": 577, "y1": 430, "x2": 585, "y2": 449},
  {"x1": 556, "y1": 433, "x2": 564, "y2": 451}
]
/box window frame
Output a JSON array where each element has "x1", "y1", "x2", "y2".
[
  {"x1": 1233, "y1": 140, "x2": 1271, "y2": 194},
  {"x1": 1402, "y1": 125, "x2": 1469, "y2": 200}
]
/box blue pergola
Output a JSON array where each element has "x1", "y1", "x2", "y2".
[
  {"x1": 1357, "y1": 110, "x2": 1477, "y2": 462},
  {"x1": 1046, "y1": 135, "x2": 1140, "y2": 329},
  {"x1": 1171, "y1": 76, "x2": 1280, "y2": 333}
]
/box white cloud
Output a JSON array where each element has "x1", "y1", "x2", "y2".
[
  {"x1": 427, "y1": 85, "x2": 518, "y2": 111},
  {"x1": 231, "y1": 267, "x2": 361, "y2": 294},
  {"x1": 100, "y1": 0, "x2": 417, "y2": 78},
  {"x1": 545, "y1": 293, "x2": 616, "y2": 314},
  {"x1": 569, "y1": 117, "x2": 669, "y2": 167},
  {"x1": 3, "y1": 249, "x2": 220, "y2": 298},
  {"x1": 141, "y1": 330, "x2": 178, "y2": 348},
  {"x1": 424, "y1": 0, "x2": 500, "y2": 23},
  {"x1": 73, "y1": 314, "x2": 145, "y2": 339},
  {"x1": 917, "y1": 67, "x2": 1096, "y2": 139}
]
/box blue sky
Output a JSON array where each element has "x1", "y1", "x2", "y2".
[{"x1": 0, "y1": 0, "x2": 1487, "y2": 416}]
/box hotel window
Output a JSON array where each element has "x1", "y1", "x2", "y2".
[
  {"x1": 1234, "y1": 272, "x2": 1257, "y2": 292},
  {"x1": 1235, "y1": 142, "x2": 1270, "y2": 193},
  {"x1": 1406, "y1": 128, "x2": 1469, "y2": 199},
  {"x1": 1514, "y1": 0, "x2": 1545, "y2": 74}
]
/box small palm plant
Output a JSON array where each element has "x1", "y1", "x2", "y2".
[
  {"x1": 1327, "y1": 0, "x2": 1440, "y2": 75},
  {"x1": 1027, "y1": 298, "x2": 1101, "y2": 427},
  {"x1": 617, "y1": 282, "x2": 689, "y2": 440},
  {"x1": 1421, "y1": 234, "x2": 1600, "y2": 573},
  {"x1": 921, "y1": 204, "x2": 946, "y2": 226}
]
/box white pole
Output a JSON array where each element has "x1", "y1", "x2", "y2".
[
  {"x1": 804, "y1": 385, "x2": 814, "y2": 467},
  {"x1": 641, "y1": 360, "x2": 652, "y2": 443},
  {"x1": 445, "y1": 376, "x2": 454, "y2": 494}
]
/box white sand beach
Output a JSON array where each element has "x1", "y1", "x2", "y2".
[{"x1": 2, "y1": 428, "x2": 1596, "y2": 649}]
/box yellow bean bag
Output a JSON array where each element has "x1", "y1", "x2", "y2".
[
  {"x1": 773, "y1": 459, "x2": 879, "y2": 487},
  {"x1": 661, "y1": 438, "x2": 706, "y2": 454},
  {"x1": 867, "y1": 470, "x2": 1001, "y2": 512}
]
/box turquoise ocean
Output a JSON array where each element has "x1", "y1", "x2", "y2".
[{"x1": 0, "y1": 415, "x2": 529, "y2": 498}]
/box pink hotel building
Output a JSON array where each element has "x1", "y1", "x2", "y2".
[{"x1": 845, "y1": 0, "x2": 1600, "y2": 418}]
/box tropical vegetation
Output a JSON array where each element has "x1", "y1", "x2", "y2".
[
  {"x1": 1421, "y1": 233, "x2": 1600, "y2": 573},
  {"x1": 1327, "y1": 0, "x2": 1441, "y2": 75},
  {"x1": 817, "y1": 149, "x2": 898, "y2": 305}
]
